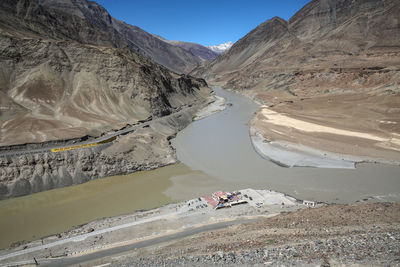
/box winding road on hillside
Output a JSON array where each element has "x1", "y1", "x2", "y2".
[{"x1": 0, "y1": 105, "x2": 196, "y2": 157}]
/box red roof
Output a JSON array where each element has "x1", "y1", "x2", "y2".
[{"x1": 202, "y1": 195, "x2": 217, "y2": 208}]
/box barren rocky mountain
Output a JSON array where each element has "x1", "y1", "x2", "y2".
[
  {"x1": 109, "y1": 21, "x2": 203, "y2": 74},
  {"x1": 0, "y1": 0, "x2": 213, "y2": 198},
  {"x1": 0, "y1": 0, "x2": 210, "y2": 146},
  {"x1": 1, "y1": 0, "x2": 203, "y2": 74},
  {"x1": 194, "y1": 0, "x2": 400, "y2": 162}
]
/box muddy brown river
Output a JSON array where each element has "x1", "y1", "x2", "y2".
[{"x1": 0, "y1": 87, "x2": 399, "y2": 248}]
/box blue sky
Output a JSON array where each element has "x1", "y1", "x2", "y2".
[{"x1": 95, "y1": 0, "x2": 310, "y2": 46}]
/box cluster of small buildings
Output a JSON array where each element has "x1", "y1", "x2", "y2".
[
  {"x1": 202, "y1": 191, "x2": 248, "y2": 209},
  {"x1": 184, "y1": 189, "x2": 316, "y2": 212}
]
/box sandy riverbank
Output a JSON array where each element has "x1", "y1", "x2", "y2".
[
  {"x1": 249, "y1": 105, "x2": 400, "y2": 168},
  {"x1": 193, "y1": 94, "x2": 227, "y2": 121},
  {"x1": 250, "y1": 131, "x2": 357, "y2": 168}
]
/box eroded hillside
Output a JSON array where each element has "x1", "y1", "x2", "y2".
[
  {"x1": 0, "y1": 0, "x2": 212, "y2": 198},
  {"x1": 0, "y1": 0, "x2": 209, "y2": 146},
  {"x1": 194, "y1": 0, "x2": 400, "y2": 162}
]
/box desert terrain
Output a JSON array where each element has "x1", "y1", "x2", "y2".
[{"x1": 195, "y1": 0, "x2": 400, "y2": 164}]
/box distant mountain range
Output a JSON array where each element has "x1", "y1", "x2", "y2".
[
  {"x1": 152, "y1": 35, "x2": 219, "y2": 62},
  {"x1": 195, "y1": 0, "x2": 400, "y2": 91},
  {"x1": 207, "y1": 41, "x2": 233, "y2": 54}
]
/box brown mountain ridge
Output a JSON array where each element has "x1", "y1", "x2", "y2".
[
  {"x1": 194, "y1": 0, "x2": 400, "y2": 162},
  {"x1": 0, "y1": 0, "x2": 211, "y2": 146}
]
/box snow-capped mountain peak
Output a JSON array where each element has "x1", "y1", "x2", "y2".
[{"x1": 207, "y1": 41, "x2": 232, "y2": 54}]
